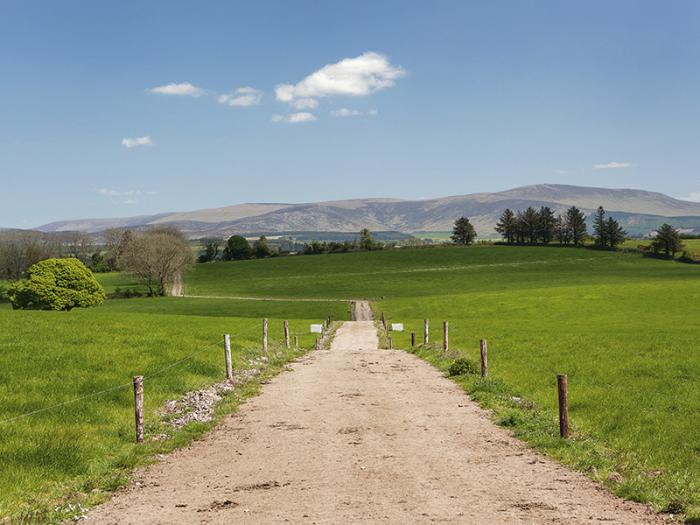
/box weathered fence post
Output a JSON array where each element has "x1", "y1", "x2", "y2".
[
  {"x1": 315, "y1": 337, "x2": 321, "y2": 351},
  {"x1": 284, "y1": 320, "x2": 290, "y2": 349},
  {"x1": 557, "y1": 374, "x2": 569, "y2": 438},
  {"x1": 262, "y1": 318, "x2": 268, "y2": 354},
  {"x1": 381, "y1": 312, "x2": 386, "y2": 331},
  {"x1": 294, "y1": 335, "x2": 299, "y2": 351},
  {"x1": 443, "y1": 321, "x2": 449, "y2": 351},
  {"x1": 480, "y1": 339, "x2": 488, "y2": 378},
  {"x1": 388, "y1": 336, "x2": 393, "y2": 350},
  {"x1": 224, "y1": 334, "x2": 233, "y2": 380},
  {"x1": 424, "y1": 319, "x2": 429, "y2": 344},
  {"x1": 133, "y1": 375, "x2": 144, "y2": 444},
  {"x1": 411, "y1": 331, "x2": 416, "y2": 349}
]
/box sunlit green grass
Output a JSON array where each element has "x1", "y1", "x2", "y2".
[
  {"x1": 187, "y1": 245, "x2": 700, "y2": 518},
  {"x1": 0, "y1": 296, "x2": 342, "y2": 522}
]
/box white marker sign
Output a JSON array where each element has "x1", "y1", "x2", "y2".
[
  {"x1": 310, "y1": 324, "x2": 324, "y2": 334},
  {"x1": 391, "y1": 323, "x2": 404, "y2": 332}
]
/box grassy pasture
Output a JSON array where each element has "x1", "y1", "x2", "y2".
[
  {"x1": 0, "y1": 296, "x2": 342, "y2": 522},
  {"x1": 187, "y1": 246, "x2": 700, "y2": 518}
]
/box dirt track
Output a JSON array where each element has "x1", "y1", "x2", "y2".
[{"x1": 84, "y1": 319, "x2": 667, "y2": 524}]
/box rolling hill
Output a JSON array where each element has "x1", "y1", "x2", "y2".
[{"x1": 36, "y1": 184, "x2": 700, "y2": 238}]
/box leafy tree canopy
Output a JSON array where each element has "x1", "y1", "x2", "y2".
[{"x1": 8, "y1": 258, "x2": 105, "y2": 311}]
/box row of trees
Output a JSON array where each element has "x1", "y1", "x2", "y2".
[
  {"x1": 198, "y1": 229, "x2": 384, "y2": 261},
  {"x1": 492, "y1": 205, "x2": 627, "y2": 248}
]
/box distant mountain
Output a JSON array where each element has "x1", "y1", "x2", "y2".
[{"x1": 36, "y1": 184, "x2": 700, "y2": 238}]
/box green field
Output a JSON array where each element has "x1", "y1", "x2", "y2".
[
  {"x1": 3, "y1": 245, "x2": 700, "y2": 521},
  {"x1": 187, "y1": 246, "x2": 700, "y2": 518},
  {"x1": 0, "y1": 292, "x2": 344, "y2": 522}
]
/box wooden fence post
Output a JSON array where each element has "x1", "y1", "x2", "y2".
[
  {"x1": 294, "y1": 335, "x2": 299, "y2": 351},
  {"x1": 424, "y1": 319, "x2": 429, "y2": 344},
  {"x1": 381, "y1": 312, "x2": 386, "y2": 331},
  {"x1": 262, "y1": 318, "x2": 268, "y2": 354},
  {"x1": 315, "y1": 337, "x2": 320, "y2": 351},
  {"x1": 443, "y1": 321, "x2": 449, "y2": 351},
  {"x1": 133, "y1": 375, "x2": 144, "y2": 444},
  {"x1": 411, "y1": 331, "x2": 416, "y2": 349},
  {"x1": 388, "y1": 336, "x2": 393, "y2": 350},
  {"x1": 557, "y1": 374, "x2": 569, "y2": 438},
  {"x1": 284, "y1": 320, "x2": 290, "y2": 349},
  {"x1": 480, "y1": 339, "x2": 488, "y2": 378},
  {"x1": 224, "y1": 334, "x2": 233, "y2": 380}
]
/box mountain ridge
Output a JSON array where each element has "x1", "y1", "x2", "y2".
[{"x1": 35, "y1": 184, "x2": 700, "y2": 237}]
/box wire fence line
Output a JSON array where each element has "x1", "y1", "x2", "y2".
[{"x1": 0, "y1": 318, "x2": 329, "y2": 428}]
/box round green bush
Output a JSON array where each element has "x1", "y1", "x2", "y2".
[{"x1": 8, "y1": 258, "x2": 106, "y2": 311}]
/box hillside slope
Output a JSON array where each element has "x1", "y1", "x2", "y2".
[{"x1": 36, "y1": 184, "x2": 700, "y2": 236}]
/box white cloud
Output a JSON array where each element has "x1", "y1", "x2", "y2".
[
  {"x1": 217, "y1": 86, "x2": 263, "y2": 107},
  {"x1": 593, "y1": 162, "x2": 631, "y2": 169},
  {"x1": 121, "y1": 136, "x2": 153, "y2": 148},
  {"x1": 291, "y1": 98, "x2": 319, "y2": 110},
  {"x1": 275, "y1": 52, "x2": 405, "y2": 104},
  {"x1": 147, "y1": 82, "x2": 203, "y2": 97},
  {"x1": 97, "y1": 188, "x2": 156, "y2": 197},
  {"x1": 681, "y1": 192, "x2": 700, "y2": 202},
  {"x1": 331, "y1": 108, "x2": 378, "y2": 117},
  {"x1": 271, "y1": 112, "x2": 317, "y2": 124}
]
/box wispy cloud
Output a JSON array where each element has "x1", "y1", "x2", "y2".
[
  {"x1": 275, "y1": 52, "x2": 405, "y2": 109},
  {"x1": 271, "y1": 112, "x2": 317, "y2": 124},
  {"x1": 97, "y1": 188, "x2": 156, "y2": 205},
  {"x1": 121, "y1": 136, "x2": 153, "y2": 148},
  {"x1": 147, "y1": 82, "x2": 203, "y2": 97},
  {"x1": 218, "y1": 87, "x2": 263, "y2": 107},
  {"x1": 291, "y1": 98, "x2": 319, "y2": 110},
  {"x1": 96, "y1": 188, "x2": 156, "y2": 197},
  {"x1": 593, "y1": 162, "x2": 631, "y2": 170},
  {"x1": 331, "y1": 108, "x2": 378, "y2": 118}
]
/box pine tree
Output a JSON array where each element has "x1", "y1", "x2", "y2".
[
  {"x1": 554, "y1": 214, "x2": 572, "y2": 245},
  {"x1": 537, "y1": 206, "x2": 557, "y2": 244},
  {"x1": 451, "y1": 217, "x2": 477, "y2": 245},
  {"x1": 520, "y1": 207, "x2": 540, "y2": 244},
  {"x1": 605, "y1": 217, "x2": 626, "y2": 248},
  {"x1": 651, "y1": 223, "x2": 683, "y2": 257},
  {"x1": 593, "y1": 206, "x2": 607, "y2": 248},
  {"x1": 495, "y1": 209, "x2": 517, "y2": 244},
  {"x1": 566, "y1": 206, "x2": 588, "y2": 246}
]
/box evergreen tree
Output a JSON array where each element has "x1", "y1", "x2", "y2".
[
  {"x1": 566, "y1": 206, "x2": 588, "y2": 246},
  {"x1": 537, "y1": 206, "x2": 557, "y2": 244},
  {"x1": 514, "y1": 211, "x2": 526, "y2": 244},
  {"x1": 553, "y1": 214, "x2": 572, "y2": 245},
  {"x1": 593, "y1": 206, "x2": 608, "y2": 248},
  {"x1": 495, "y1": 208, "x2": 517, "y2": 244},
  {"x1": 520, "y1": 207, "x2": 540, "y2": 244},
  {"x1": 651, "y1": 223, "x2": 683, "y2": 257},
  {"x1": 605, "y1": 217, "x2": 626, "y2": 248},
  {"x1": 451, "y1": 217, "x2": 477, "y2": 245}
]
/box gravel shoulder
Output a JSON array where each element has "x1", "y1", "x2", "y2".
[{"x1": 84, "y1": 319, "x2": 667, "y2": 524}]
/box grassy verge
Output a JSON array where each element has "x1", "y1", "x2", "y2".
[
  {"x1": 386, "y1": 329, "x2": 697, "y2": 522},
  {"x1": 0, "y1": 296, "x2": 344, "y2": 522}
]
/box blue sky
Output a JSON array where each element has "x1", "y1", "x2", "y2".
[{"x1": 1, "y1": 1, "x2": 699, "y2": 228}]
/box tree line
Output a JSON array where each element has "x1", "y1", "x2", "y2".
[
  {"x1": 452, "y1": 205, "x2": 688, "y2": 257},
  {"x1": 489, "y1": 205, "x2": 626, "y2": 248},
  {"x1": 197, "y1": 228, "x2": 385, "y2": 262}
]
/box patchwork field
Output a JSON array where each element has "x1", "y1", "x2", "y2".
[
  {"x1": 187, "y1": 246, "x2": 700, "y2": 518},
  {"x1": 0, "y1": 294, "x2": 344, "y2": 522}
]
